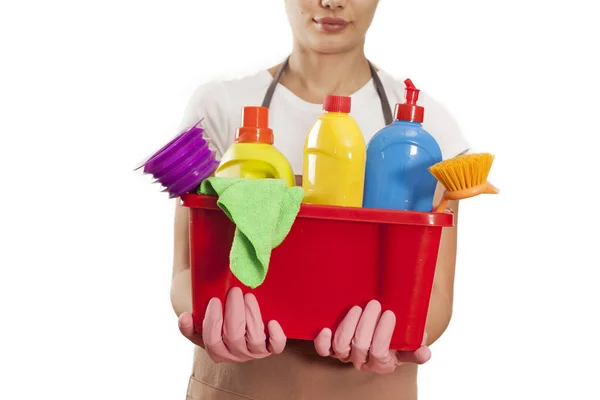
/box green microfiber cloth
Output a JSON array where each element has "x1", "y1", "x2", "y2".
[{"x1": 198, "y1": 177, "x2": 304, "y2": 289}]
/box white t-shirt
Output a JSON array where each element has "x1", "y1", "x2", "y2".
[{"x1": 178, "y1": 69, "x2": 470, "y2": 175}]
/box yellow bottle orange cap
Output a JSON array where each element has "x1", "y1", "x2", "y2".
[{"x1": 236, "y1": 106, "x2": 274, "y2": 144}]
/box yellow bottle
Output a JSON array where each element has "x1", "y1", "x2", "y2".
[
  {"x1": 215, "y1": 106, "x2": 295, "y2": 187},
  {"x1": 302, "y1": 95, "x2": 366, "y2": 207}
]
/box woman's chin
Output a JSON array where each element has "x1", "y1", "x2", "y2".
[{"x1": 307, "y1": 36, "x2": 359, "y2": 54}]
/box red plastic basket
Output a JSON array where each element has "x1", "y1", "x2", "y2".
[{"x1": 181, "y1": 193, "x2": 453, "y2": 351}]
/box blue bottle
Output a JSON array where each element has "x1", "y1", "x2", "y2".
[{"x1": 363, "y1": 79, "x2": 442, "y2": 212}]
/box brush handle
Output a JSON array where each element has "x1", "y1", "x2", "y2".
[
  {"x1": 484, "y1": 182, "x2": 500, "y2": 194},
  {"x1": 434, "y1": 194, "x2": 450, "y2": 213},
  {"x1": 434, "y1": 182, "x2": 500, "y2": 213}
]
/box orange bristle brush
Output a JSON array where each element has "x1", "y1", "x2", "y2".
[{"x1": 429, "y1": 152, "x2": 499, "y2": 213}]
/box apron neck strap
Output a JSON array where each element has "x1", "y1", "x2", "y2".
[{"x1": 262, "y1": 55, "x2": 394, "y2": 126}]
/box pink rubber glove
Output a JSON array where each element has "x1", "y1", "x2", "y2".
[
  {"x1": 178, "y1": 287, "x2": 287, "y2": 363},
  {"x1": 314, "y1": 300, "x2": 431, "y2": 374}
]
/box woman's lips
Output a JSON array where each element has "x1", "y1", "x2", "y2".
[{"x1": 313, "y1": 17, "x2": 350, "y2": 33}]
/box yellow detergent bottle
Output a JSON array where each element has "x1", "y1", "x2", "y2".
[
  {"x1": 215, "y1": 106, "x2": 295, "y2": 187},
  {"x1": 302, "y1": 95, "x2": 366, "y2": 207}
]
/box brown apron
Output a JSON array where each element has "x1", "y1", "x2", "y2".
[{"x1": 187, "y1": 343, "x2": 418, "y2": 400}]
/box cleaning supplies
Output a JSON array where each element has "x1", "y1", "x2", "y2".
[
  {"x1": 429, "y1": 152, "x2": 499, "y2": 212},
  {"x1": 302, "y1": 95, "x2": 366, "y2": 207},
  {"x1": 362, "y1": 79, "x2": 442, "y2": 212},
  {"x1": 198, "y1": 177, "x2": 304, "y2": 289},
  {"x1": 215, "y1": 106, "x2": 295, "y2": 187},
  {"x1": 136, "y1": 120, "x2": 218, "y2": 198}
]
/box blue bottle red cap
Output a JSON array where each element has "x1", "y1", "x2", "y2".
[{"x1": 394, "y1": 79, "x2": 424, "y2": 123}]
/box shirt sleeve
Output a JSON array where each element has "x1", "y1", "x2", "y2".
[
  {"x1": 177, "y1": 80, "x2": 231, "y2": 159},
  {"x1": 419, "y1": 91, "x2": 470, "y2": 160}
]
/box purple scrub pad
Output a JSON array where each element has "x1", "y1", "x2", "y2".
[
  {"x1": 135, "y1": 119, "x2": 205, "y2": 174},
  {"x1": 151, "y1": 138, "x2": 211, "y2": 181},
  {"x1": 159, "y1": 148, "x2": 216, "y2": 188},
  {"x1": 164, "y1": 159, "x2": 219, "y2": 198},
  {"x1": 136, "y1": 118, "x2": 219, "y2": 198}
]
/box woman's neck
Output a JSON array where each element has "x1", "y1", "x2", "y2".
[{"x1": 270, "y1": 43, "x2": 373, "y2": 104}]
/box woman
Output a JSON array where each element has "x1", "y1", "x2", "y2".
[{"x1": 172, "y1": 0, "x2": 469, "y2": 398}]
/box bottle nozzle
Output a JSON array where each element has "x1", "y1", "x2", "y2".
[
  {"x1": 404, "y1": 79, "x2": 420, "y2": 105},
  {"x1": 393, "y1": 78, "x2": 425, "y2": 123}
]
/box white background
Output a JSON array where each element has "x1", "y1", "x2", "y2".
[{"x1": 1, "y1": 0, "x2": 599, "y2": 399}]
